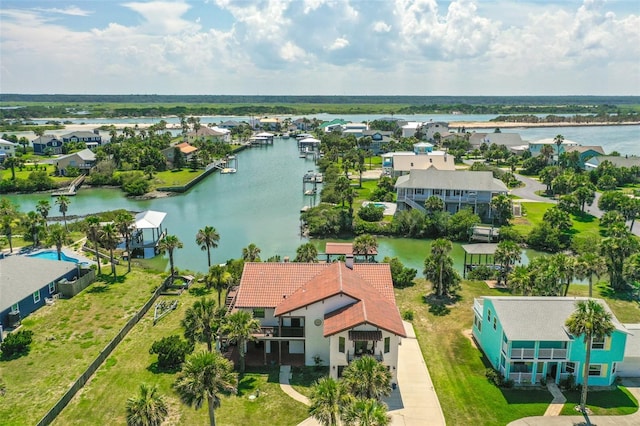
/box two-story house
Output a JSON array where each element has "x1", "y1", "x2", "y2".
[
  {"x1": 360, "y1": 130, "x2": 393, "y2": 155},
  {"x1": 231, "y1": 260, "x2": 406, "y2": 381},
  {"x1": 472, "y1": 297, "x2": 629, "y2": 386},
  {"x1": 32, "y1": 134, "x2": 64, "y2": 155},
  {"x1": 61, "y1": 130, "x2": 103, "y2": 149},
  {"x1": 0, "y1": 138, "x2": 17, "y2": 162},
  {"x1": 395, "y1": 168, "x2": 508, "y2": 220},
  {"x1": 54, "y1": 149, "x2": 97, "y2": 176}
]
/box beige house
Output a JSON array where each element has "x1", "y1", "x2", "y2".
[
  {"x1": 383, "y1": 151, "x2": 455, "y2": 177},
  {"x1": 54, "y1": 149, "x2": 96, "y2": 176},
  {"x1": 186, "y1": 127, "x2": 230, "y2": 143}
]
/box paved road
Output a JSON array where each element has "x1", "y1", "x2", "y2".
[{"x1": 511, "y1": 173, "x2": 553, "y2": 202}]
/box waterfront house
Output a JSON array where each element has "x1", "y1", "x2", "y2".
[
  {"x1": 54, "y1": 148, "x2": 97, "y2": 176},
  {"x1": 231, "y1": 260, "x2": 406, "y2": 381},
  {"x1": 186, "y1": 126, "x2": 229, "y2": 143},
  {"x1": 294, "y1": 118, "x2": 311, "y2": 131},
  {"x1": 564, "y1": 145, "x2": 605, "y2": 168},
  {"x1": 61, "y1": 130, "x2": 103, "y2": 149},
  {"x1": 472, "y1": 296, "x2": 629, "y2": 385},
  {"x1": 259, "y1": 118, "x2": 280, "y2": 131},
  {"x1": 343, "y1": 122, "x2": 368, "y2": 138},
  {"x1": 584, "y1": 155, "x2": 640, "y2": 172},
  {"x1": 0, "y1": 256, "x2": 77, "y2": 329},
  {"x1": 32, "y1": 134, "x2": 64, "y2": 155},
  {"x1": 162, "y1": 142, "x2": 198, "y2": 165},
  {"x1": 424, "y1": 121, "x2": 449, "y2": 141},
  {"x1": 528, "y1": 138, "x2": 579, "y2": 160},
  {"x1": 469, "y1": 133, "x2": 525, "y2": 151},
  {"x1": 0, "y1": 138, "x2": 17, "y2": 162},
  {"x1": 218, "y1": 120, "x2": 241, "y2": 130},
  {"x1": 360, "y1": 130, "x2": 393, "y2": 154},
  {"x1": 383, "y1": 151, "x2": 455, "y2": 177},
  {"x1": 395, "y1": 168, "x2": 508, "y2": 220},
  {"x1": 320, "y1": 119, "x2": 348, "y2": 133}
]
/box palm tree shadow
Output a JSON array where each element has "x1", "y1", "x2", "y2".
[
  {"x1": 423, "y1": 294, "x2": 460, "y2": 316},
  {"x1": 188, "y1": 285, "x2": 212, "y2": 297},
  {"x1": 147, "y1": 361, "x2": 181, "y2": 375},
  {"x1": 237, "y1": 376, "x2": 258, "y2": 396}
]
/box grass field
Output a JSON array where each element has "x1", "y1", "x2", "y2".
[
  {"x1": 153, "y1": 168, "x2": 204, "y2": 187},
  {"x1": 511, "y1": 202, "x2": 600, "y2": 240},
  {"x1": 560, "y1": 386, "x2": 638, "y2": 416},
  {"x1": 393, "y1": 279, "x2": 640, "y2": 425}
]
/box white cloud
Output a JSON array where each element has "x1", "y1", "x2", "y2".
[
  {"x1": 32, "y1": 6, "x2": 92, "y2": 16},
  {"x1": 327, "y1": 37, "x2": 349, "y2": 51},
  {"x1": 372, "y1": 21, "x2": 391, "y2": 33}
]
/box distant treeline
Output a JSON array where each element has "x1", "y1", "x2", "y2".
[
  {"x1": 492, "y1": 112, "x2": 640, "y2": 123},
  {"x1": 0, "y1": 94, "x2": 638, "y2": 119}
]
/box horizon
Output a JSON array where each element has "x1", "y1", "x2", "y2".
[{"x1": 1, "y1": 0, "x2": 638, "y2": 96}]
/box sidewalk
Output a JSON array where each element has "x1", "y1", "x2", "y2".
[{"x1": 543, "y1": 382, "x2": 566, "y2": 416}]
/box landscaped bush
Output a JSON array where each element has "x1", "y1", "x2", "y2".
[
  {"x1": 357, "y1": 203, "x2": 384, "y2": 222},
  {"x1": 0, "y1": 330, "x2": 34, "y2": 359},
  {"x1": 402, "y1": 310, "x2": 414, "y2": 321},
  {"x1": 485, "y1": 368, "x2": 513, "y2": 388},
  {"x1": 149, "y1": 335, "x2": 194, "y2": 371},
  {"x1": 467, "y1": 265, "x2": 496, "y2": 281}
]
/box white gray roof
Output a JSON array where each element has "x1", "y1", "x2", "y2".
[
  {"x1": 57, "y1": 148, "x2": 96, "y2": 161},
  {"x1": 587, "y1": 156, "x2": 640, "y2": 169},
  {"x1": 134, "y1": 210, "x2": 166, "y2": 229},
  {"x1": 623, "y1": 324, "x2": 640, "y2": 357},
  {"x1": 61, "y1": 131, "x2": 99, "y2": 138},
  {"x1": 395, "y1": 169, "x2": 508, "y2": 192},
  {"x1": 0, "y1": 256, "x2": 76, "y2": 310},
  {"x1": 469, "y1": 133, "x2": 524, "y2": 147},
  {"x1": 485, "y1": 296, "x2": 627, "y2": 341},
  {"x1": 0, "y1": 138, "x2": 17, "y2": 146}
]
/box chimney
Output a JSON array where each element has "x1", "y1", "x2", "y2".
[
  {"x1": 283, "y1": 256, "x2": 290, "y2": 263},
  {"x1": 346, "y1": 255, "x2": 354, "y2": 270}
]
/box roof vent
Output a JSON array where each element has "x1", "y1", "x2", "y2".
[{"x1": 346, "y1": 255, "x2": 354, "y2": 269}]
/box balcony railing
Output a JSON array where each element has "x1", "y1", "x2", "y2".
[
  {"x1": 347, "y1": 351, "x2": 383, "y2": 362},
  {"x1": 538, "y1": 348, "x2": 567, "y2": 360},
  {"x1": 510, "y1": 372, "x2": 533, "y2": 384},
  {"x1": 501, "y1": 341, "x2": 508, "y2": 355},
  {"x1": 510, "y1": 348, "x2": 535, "y2": 360},
  {"x1": 257, "y1": 326, "x2": 305, "y2": 338},
  {"x1": 473, "y1": 299, "x2": 483, "y2": 315}
]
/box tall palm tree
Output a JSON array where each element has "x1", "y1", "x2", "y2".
[
  {"x1": 343, "y1": 398, "x2": 390, "y2": 426},
  {"x1": 1, "y1": 213, "x2": 15, "y2": 253},
  {"x1": 426, "y1": 238, "x2": 454, "y2": 297},
  {"x1": 554, "y1": 134, "x2": 565, "y2": 165},
  {"x1": 309, "y1": 377, "x2": 353, "y2": 426},
  {"x1": 494, "y1": 240, "x2": 522, "y2": 288},
  {"x1": 125, "y1": 383, "x2": 168, "y2": 426},
  {"x1": 182, "y1": 298, "x2": 220, "y2": 352},
  {"x1": 174, "y1": 351, "x2": 238, "y2": 426},
  {"x1": 196, "y1": 226, "x2": 220, "y2": 268},
  {"x1": 353, "y1": 235, "x2": 378, "y2": 262},
  {"x1": 575, "y1": 253, "x2": 607, "y2": 298},
  {"x1": 85, "y1": 216, "x2": 102, "y2": 275},
  {"x1": 220, "y1": 310, "x2": 261, "y2": 373},
  {"x1": 55, "y1": 195, "x2": 71, "y2": 231},
  {"x1": 565, "y1": 300, "x2": 615, "y2": 419},
  {"x1": 552, "y1": 253, "x2": 576, "y2": 296},
  {"x1": 23, "y1": 211, "x2": 44, "y2": 247},
  {"x1": 508, "y1": 265, "x2": 533, "y2": 296},
  {"x1": 241, "y1": 243, "x2": 261, "y2": 262},
  {"x1": 100, "y1": 223, "x2": 120, "y2": 276},
  {"x1": 158, "y1": 234, "x2": 183, "y2": 280},
  {"x1": 208, "y1": 265, "x2": 231, "y2": 307},
  {"x1": 36, "y1": 200, "x2": 51, "y2": 229},
  {"x1": 115, "y1": 211, "x2": 135, "y2": 273},
  {"x1": 294, "y1": 242, "x2": 318, "y2": 263},
  {"x1": 341, "y1": 355, "x2": 392, "y2": 401},
  {"x1": 45, "y1": 224, "x2": 68, "y2": 260}
]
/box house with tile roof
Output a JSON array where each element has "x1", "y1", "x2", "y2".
[
  {"x1": 395, "y1": 168, "x2": 508, "y2": 220},
  {"x1": 231, "y1": 260, "x2": 406, "y2": 380},
  {"x1": 472, "y1": 297, "x2": 630, "y2": 385},
  {"x1": 161, "y1": 142, "x2": 198, "y2": 165}
]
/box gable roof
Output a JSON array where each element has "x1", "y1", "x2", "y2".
[
  {"x1": 564, "y1": 145, "x2": 605, "y2": 155},
  {"x1": 588, "y1": 155, "x2": 640, "y2": 168},
  {"x1": 1, "y1": 256, "x2": 76, "y2": 310},
  {"x1": 32, "y1": 134, "x2": 61, "y2": 144},
  {"x1": 485, "y1": 296, "x2": 627, "y2": 341},
  {"x1": 392, "y1": 154, "x2": 455, "y2": 172},
  {"x1": 61, "y1": 131, "x2": 100, "y2": 139},
  {"x1": 235, "y1": 262, "x2": 404, "y2": 337},
  {"x1": 57, "y1": 148, "x2": 96, "y2": 162},
  {"x1": 395, "y1": 168, "x2": 508, "y2": 192},
  {"x1": 0, "y1": 138, "x2": 17, "y2": 146},
  {"x1": 469, "y1": 133, "x2": 524, "y2": 147},
  {"x1": 176, "y1": 142, "x2": 198, "y2": 154},
  {"x1": 188, "y1": 127, "x2": 226, "y2": 137},
  {"x1": 134, "y1": 210, "x2": 166, "y2": 229}
]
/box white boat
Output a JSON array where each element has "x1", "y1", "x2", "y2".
[
  {"x1": 301, "y1": 206, "x2": 310, "y2": 212},
  {"x1": 304, "y1": 189, "x2": 316, "y2": 196},
  {"x1": 221, "y1": 168, "x2": 237, "y2": 174}
]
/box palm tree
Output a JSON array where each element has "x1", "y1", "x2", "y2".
[
  {"x1": 208, "y1": 265, "x2": 231, "y2": 307},
  {"x1": 220, "y1": 310, "x2": 261, "y2": 373},
  {"x1": 353, "y1": 235, "x2": 378, "y2": 262},
  {"x1": 36, "y1": 200, "x2": 51, "y2": 229},
  {"x1": 125, "y1": 383, "x2": 168, "y2": 426},
  {"x1": 294, "y1": 242, "x2": 318, "y2": 263},
  {"x1": 45, "y1": 224, "x2": 68, "y2": 260},
  {"x1": 554, "y1": 134, "x2": 564, "y2": 165},
  {"x1": 341, "y1": 355, "x2": 392, "y2": 401},
  {"x1": 494, "y1": 240, "x2": 522, "y2": 288},
  {"x1": 23, "y1": 211, "x2": 44, "y2": 247},
  {"x1": 552, "y1": 253, "x2": 576, "y2": 296},
  {"x1": 565, "y1": 300, "x2": 615, "y2": 419},
  {"x1": 55, "y1": 195, "x2": 71, "y2": 231},
  {"x1": 576, "y1": 253, "x2": 607, "y2": 298},
  {"x1": 85, "y1": 216, "x2": 102, "y2": 275},
  {"x1": 508, "y1": 265, "x2": 533, "y2": 296},
  {"x1": 424, "y1": 195, "x2": 445, "y2": 214},
  {"x1": 158, "y1": 234, "x2": 183, "y2": 280},
  {"x1": 100, "y1": 223, "x2": 120, "y2": 276},
  {"x1": 343, "y1": 398, "x2": 390, "y2": 426},
  {"x1": 309, "y1": 377, "x2": 353, "y2": 426},
  {"x1": 182, "y1": 298, "x2": 221, "y2": 352},
  {"x1": 1, "y1": 208, "x2": 16, "y2": 253},
  {"x1": 174, "y1": 351, "x2": 238, "y2": 426},
  {"x1": 115, "y1": 211, "x2": 135, "y2": 273},
  {"x1": 241, "y1": 243, "x2": 261, "y2": 262},
  {"x1": 196, "y1": 226, "x2": 220, "y2": 268},
  {"x1": 424, "y1": 238, "x2": 458, "y2": 297}
]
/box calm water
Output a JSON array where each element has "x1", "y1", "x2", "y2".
[{"x1": 6, "y1": 138, "x2": 545, "y2": 274}]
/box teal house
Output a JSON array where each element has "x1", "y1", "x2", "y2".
[{"x1": 472, "y1": 297, "x2": 629, "y2": 386}]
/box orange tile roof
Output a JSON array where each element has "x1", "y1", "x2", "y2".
[
  {"x1": 235, "y1": 262, "x2": 405, "y2": 337},
  {"x1": 176, "y1": 142, "x2": 198, "y2": 154},
  {"x1": 324, "y1": 242, "x2": 377, "y2": 255}
]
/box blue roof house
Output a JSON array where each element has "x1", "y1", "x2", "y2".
[
  {"x1": 472, "y1": 297, "x2": 629, "y2": 386},
  {"x1": 32, "y1": 134, "x2": 64, "y2": 155},
  {"x1": 0, "y1": 256, "x2": 78, "y2": 329}
]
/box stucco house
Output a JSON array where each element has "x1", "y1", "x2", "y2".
[
  {"x1": 472, "y1": 297, "x2": 629, "y2": 385},
  {"x1": 162, "y1": 142, "x2": 198, "y2": 164},
  {"x1": 55, "y1": 148, "x2": 96, "y2": 176},
  {"x1": 186, "y1": 127, "x2": 229, "y2": 143},
  {"x1": 395, "y1": 168, "x2": 508, "y2": 219},
  {"x1": 32, "y1": 134, "x2": 64, "y2": 155},
  {"x1": 383, "y1": 151, "x2": 455, "y2": 177},
  {"x1": 0, "y1": 256, "x2": 77, "y2": 329},
  {"x1": 0, "y1": 138, "x2": 17, "y2": 162},
  {"x1": 231, "y1": 260, "x2": 406, "y2": 381},
  {"x1": 61, "y1": 130, "x2": 103, "y2": 149}
]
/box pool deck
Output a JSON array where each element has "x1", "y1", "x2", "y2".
[
  {"x1": 362, "y1": 201, "x2": 397, "y2": 216},
  {"x1": 26, "y1": 248, "x2": 95, "y2": 265}
]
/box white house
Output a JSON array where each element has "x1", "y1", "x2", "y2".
[
  {"x1": 401, "y1": 122, "x2": 423, "y2": 138},
  {"x1": 0, "y1": 138, "x2": 17, "y2": 162},
  {"x1": 231, "y1": 260, "x2": 406, "y2": 381}
]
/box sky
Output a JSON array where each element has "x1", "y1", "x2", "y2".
[{"x1": 0, "y1": 0, "x2": 639, "y2": 96}]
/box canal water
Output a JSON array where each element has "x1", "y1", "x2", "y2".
[{"x1": 5, "y1": 138, "x2": 544, "y2": 274}]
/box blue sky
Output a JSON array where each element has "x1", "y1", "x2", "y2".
[{"x1": 1, "y1": 0, "x2": 638, "y2": 95}]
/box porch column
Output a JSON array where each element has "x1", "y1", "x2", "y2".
[
  {"x1": 278, "y1": 317, "x2": 282, "y2": 366},
  {"x1": 264, "y1": 339, "x2": 267, "y2": 365}
]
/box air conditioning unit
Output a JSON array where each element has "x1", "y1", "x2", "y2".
[{"x1": 8, "y1": 311, "x2": 21, "y2": 328}]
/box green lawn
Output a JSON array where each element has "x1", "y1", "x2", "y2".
[
  {"x1": 151, "y1": 168, "x2": 204, "y2": 187},
  {"x1": 394, "y1": 279, "x2": 640, "y2": 425},
  {"x1": 511, "y1": 202, "x2": 600, "y2": 239},
  {"x1": 560, "y1": 386, "x2": 638, "y2": 416},
  {"x1": 0, "y1": 267, "x2": 163, "y2": 425},
  {"x1": 1, "y1": 163, "x2": 70, "y2": 184},
  {"x1": 53, "y1": 284, "x2": 309, "y2": 425}
]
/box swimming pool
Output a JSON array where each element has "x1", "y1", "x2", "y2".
[{"x1": 28, "y1": 250, "x2": 79, "y2": 263}]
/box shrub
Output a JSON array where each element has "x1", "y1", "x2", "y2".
[
  {"x1": 559, "y1": 374, "x2": 577, "y2": 391},
  {"x1": 402, "y1": 310, "x2": 414, "y2": 321},
  {"x1": 485, "y1": 368, "x2": 512, "y2": 388},
  {"x1": 467, "y1": 265, "x2": 496, "y2": 281},
  {"x1": 149, "y1": 335, "x2": 194, "y2": 370},
  {"x1": 0, "y1": 329, "x2": 34, "y2": 358},
  {"x1": 358, "y1": 203, "x2": 384, "y2": 222}
]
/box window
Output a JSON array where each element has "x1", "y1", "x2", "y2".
[
  {"x1": 252, "y1": 308, "x2": 265, "y2": 318},
  {"x1": 339, "y1": 337, "x2": 345, "y2": 353},
  {"x1": 433, "y1": 189, "x2": 442, "y2": 196},
  {"x1": 591, "y1": 336, "x2": 605, "y2": 349},
  {"x1": 453, "y1": 190, "x2": 462, "y2": 196},
  {"x1": 612, "y1": 363, "x2": 617, "y2": 374},
  {"x1": 415, "y1": 189, "x2": 424, "y2": 195},
  {"x1": 474, "y1": 315, "x2": 482, "y2": 332},
  {"x1": 493, "y1": 318, "x2": 497, "y2": 330},
  {"x1": 48, "y1": 282, "x2": 56, "y2": 294},
  {"x1": 11, "y1": 303, "x2": 19, "y2": 313},
  {"x1": 384, "y1": 337, "x2": 390, "y2": 353},
  {"x1": 588, "y1": 364, "x2": 602, "y2": 376},
  {"x1": 487, "y1": 309, "x2": 492, "y2": 322},
  {"x1": 33, "y1": 290, "x2": 40, "y2": 303},
  {"x1": 565, "y1": 362, "x2": 576, "y2": 374}
]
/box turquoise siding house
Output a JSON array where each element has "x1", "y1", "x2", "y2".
[{"x1": 472, "y1": 297, "x2": 628, "y2": 386}]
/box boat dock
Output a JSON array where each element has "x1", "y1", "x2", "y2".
[{"x1": 52, "y1": 174, "x2": 86, "y2": 196}]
